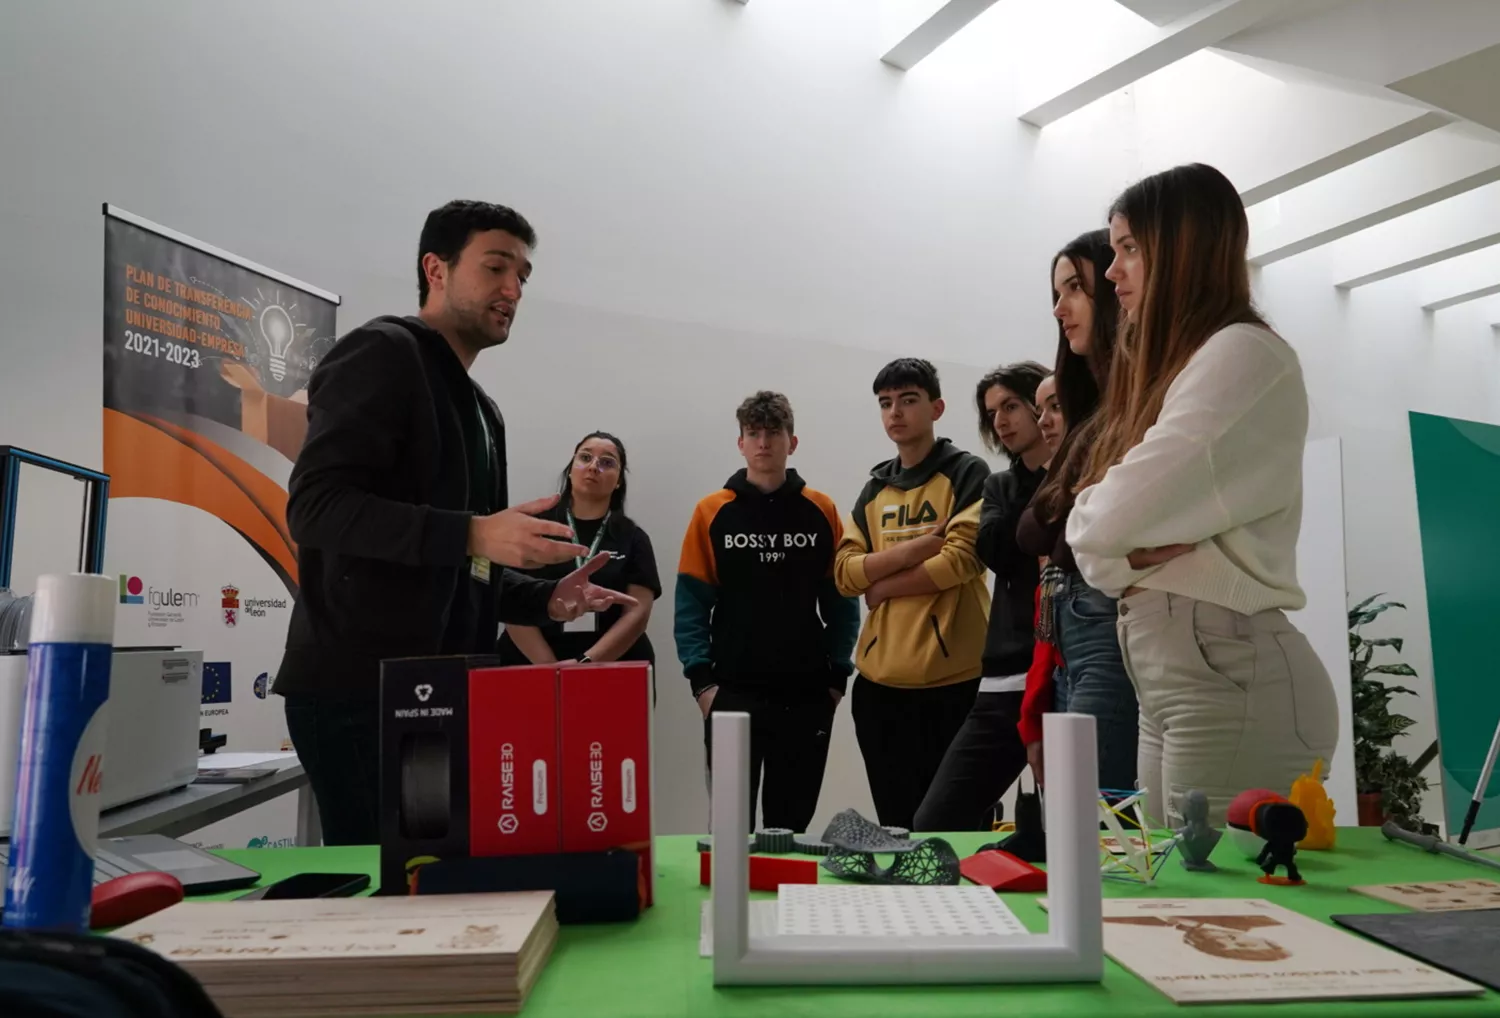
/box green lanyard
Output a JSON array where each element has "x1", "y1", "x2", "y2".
[{"x1": 566, "y1": 509, "x2": 611, "y2": 570}]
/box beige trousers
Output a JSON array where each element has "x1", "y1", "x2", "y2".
[{"x1": 1116, "y1": 590, "x2": 1339, "y2": 829}]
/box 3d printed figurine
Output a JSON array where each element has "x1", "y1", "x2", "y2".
[
  {"x1": 996, "y1": 781, "x2": 1046, "y2": 864},
  {"x1": 1175, "y1": 790, "x2": 1222, "y2": 872},
  {"x1": 1288, "y1": 759, "x2": 1336, "y2": 850},
  {"x1": 1226, "y1": 788, "x2": 1291, "y2": 859},
  {"x1": 1252, "y1": 802, "x2": 1309, "y2": 886}
]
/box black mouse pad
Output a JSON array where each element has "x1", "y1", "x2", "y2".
[{"x1": 1332, "y1": 909, "x2": 1500, "y2": 991}]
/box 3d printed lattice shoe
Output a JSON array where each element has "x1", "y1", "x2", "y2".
[
  {"x1": 822, "y1": 809, "x2": 920, "y2": 853},
  {"x1": 793, "y1": 834, "x2": 833, "y2": 856},
  {"x1": 754, "y1": 828, "x2": 794, "y2": 853},
  {"x1": 821, "y1": 836, "x2": 961, "y2": 886}
]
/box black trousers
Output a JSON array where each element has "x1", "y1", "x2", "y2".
[
  {"x1": 852, "y1": 675, "x2": 980, "y2": 830},
  {"x1": 912, "y1": 690, "x2": 1028, "y2": 832},
  {"x1": 704, "y1": 686, "x2": 836, "y2": 834},
  {"x1": 283, "y1": 692, "x2": 380, "y2": 846}
]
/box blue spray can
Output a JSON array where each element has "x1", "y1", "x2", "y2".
[{"x1": 3, "y1": 573, "x2": 115, "y2": 931}]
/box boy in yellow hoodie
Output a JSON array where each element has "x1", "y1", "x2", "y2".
[{"x1": 835, "y1": 358, "x2": 992, "y2": 829}]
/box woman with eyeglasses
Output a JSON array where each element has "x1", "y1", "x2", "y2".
[{"x1": 498, "y1": 431, "x2": 661, "y2": 669}]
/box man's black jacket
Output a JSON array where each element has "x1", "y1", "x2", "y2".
[{"x1": 273, "y1": 315, "x2": 552, "y2": 698}]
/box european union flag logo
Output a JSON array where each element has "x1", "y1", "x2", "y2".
[{"x1": 202, "y1": 662, "x2": 232, "y2": 704}]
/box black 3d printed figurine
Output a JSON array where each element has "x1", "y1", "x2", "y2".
[
  {"x1": 1253, "y1": 801, "x2": 1309, "y2": 886},
  {"x1": 996, "y1": 781, "x2": 1046, "y2": 864},
  {"x1": 1175, "y1": 789, "x2": 1222, "y2": 872}
]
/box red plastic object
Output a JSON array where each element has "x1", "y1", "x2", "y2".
[
  {"x1": 960, "y1": 850, "x2": 1048, "y2": 892},
  {"x1": 699, "y1": 851, "x2": 820, "y2": 891},
  {"x1": 90, "y1": 871, "x2": 185, "y2": 929}
]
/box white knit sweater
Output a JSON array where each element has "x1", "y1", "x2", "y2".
[{"x1": 1067, "y1": 323, "x2": 1308, "y2": 615}]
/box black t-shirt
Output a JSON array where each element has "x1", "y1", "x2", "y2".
[{"x1": 496, "y1": 504, "x2": 662, "y2": 664}]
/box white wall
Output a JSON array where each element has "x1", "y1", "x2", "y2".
[
  {"x1": 0, "y1": 0, "x2": 1089, "y2": 836},
  {"x1": 4, "y1": 0, "x2": 1490, "y2": 833}
]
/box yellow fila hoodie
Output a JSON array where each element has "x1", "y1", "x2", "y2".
[{"x1": 835, "y1": 438, "x2": 991, "y2": 688}]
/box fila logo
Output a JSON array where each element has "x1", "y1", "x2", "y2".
[
  {"x1": 881, "y1": 500, "x2": 939, "y2": 529},
  {"x1": 414, "y1": 684, "x2": 433, "y2": 702}
]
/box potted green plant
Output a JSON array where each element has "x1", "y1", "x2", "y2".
[{"x1": 1348, "y1": 595, "x2": 1429, "y2": 830}]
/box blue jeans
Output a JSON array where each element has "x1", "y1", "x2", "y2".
[{"x1": 1053, "y1": 573, "x2": 1139, "y2": 796}]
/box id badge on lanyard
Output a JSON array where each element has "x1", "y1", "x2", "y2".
[
  {"x1": 469, "y1": 399, "x2": 497, "y2": 585},
  {"x1": 562, "y1": 509, "x2": 611, "y2": 632}
]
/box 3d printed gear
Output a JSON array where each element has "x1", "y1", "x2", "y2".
[
  {"x1": 793, "y1": 834, "x2": 833, "y2": 856},
  {"x1": 754, "y1": 828, "x2": 794, "y2": 853}
]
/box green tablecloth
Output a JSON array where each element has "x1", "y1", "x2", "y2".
[{"x1": 209, "y1": 828, "x2": 1500, "y2": 1018}]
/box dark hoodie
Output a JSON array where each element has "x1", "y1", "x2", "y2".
[
  {"x1": 674, "y1": 469, "x2": 860, "y2": 700},
  {"x1": 978, "y1": 461, "x2": 1045, "y2": 678}
]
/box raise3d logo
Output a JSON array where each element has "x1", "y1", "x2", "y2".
[
  {"x1": 414, "y1": 684, "x2": 433, "y2": 703},
  {"x1": 498, "y1": 743, "x2": 519, "y2": 834},
  {"x1": 587, "y1": 741, "x2": 608, "y2": 832}
]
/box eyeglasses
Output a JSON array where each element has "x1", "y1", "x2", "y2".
[{"x1": 575, "y1": 451, "x2": 620, "y2": 472}]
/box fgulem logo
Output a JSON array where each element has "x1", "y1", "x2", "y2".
[
  {"x1": 119, "y1": 575, "x2": 144, "y2": 604},
  {"x1": 414, "y1": 684, "x2": 433, "y2": 703}
]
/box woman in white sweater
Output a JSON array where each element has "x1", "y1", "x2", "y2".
[{"x1": 1066, "y1": 163, "x2": 1339, "y2": 828}]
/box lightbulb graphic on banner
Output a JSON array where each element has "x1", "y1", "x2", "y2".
[{"x1": 259, "y1": 304, "x2": 295, "y2": 382}]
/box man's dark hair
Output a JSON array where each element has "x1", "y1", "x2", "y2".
[
  {"x1": 417, "y1": 200, "x2": 537, "y2": 307},
  {"x1": 974, "y1": 361, "x2": 1049, "y2": 458},
  {"x1": 736, "y1": 391, "x2": 795, "y2": 436},
  {"x1": 873, "y1": 358, "x2": 941, "y2": 400}
]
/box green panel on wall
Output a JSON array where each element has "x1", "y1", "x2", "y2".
[{"x1": 1409, "y1": 411, "x2": 1500, "y2": 843}]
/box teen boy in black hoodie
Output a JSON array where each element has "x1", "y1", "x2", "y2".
[
  {"x1": 914, "y1": 362, "x2": 1051, "y2": 831},
  {"x1": 676, "y1": 391, "x2": 860, "y2": 833},
  {"x1": 275, "y1": 201, "x2": 635, "y2": 845}
]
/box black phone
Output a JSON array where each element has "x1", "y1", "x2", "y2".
[{"x1": 237, "y1": 872, "x2": 371, "y2": 901}]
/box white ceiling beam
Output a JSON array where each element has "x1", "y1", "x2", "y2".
[
  {"x1": 1252, "y1": 164, "x2": 1500, "y2": 266},
  {"x1": 1337, "y1": 231, "x2": 1500, "y2": 290},
  {"x1": 1423, "y1": 282, "x2": 1500, "y2": 313},
  {"x1": 881, "y1": 0, "x2": 1001, "y2": 71},
  {"x1": 1017, "y1": 0, "x2": 1299, "y2": 128},
  {"x1": 1240, "y1": 111, "x2": 1453, "y2": 207}
]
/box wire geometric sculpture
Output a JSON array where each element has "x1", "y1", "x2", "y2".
[
  {"x1": 1098, "y1": 789, "x2": 1176, "y2": 885},
  {"x1": 710, "y1": 711, "x2": 1104, "y2": 986}
]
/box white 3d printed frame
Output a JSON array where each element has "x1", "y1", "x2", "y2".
[{"x1": 710, "y1": 710, "x2": 1104, "y2": 985}]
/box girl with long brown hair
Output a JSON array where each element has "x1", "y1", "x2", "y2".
[
  {"x1": 1016, "y1": 229, "x2": 1139, "y2": 796},
  {"x1": 1067, "y1": 163, "x2": 1339, "y2": 828}
]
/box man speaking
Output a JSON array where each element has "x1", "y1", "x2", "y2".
[{"x1": 274, "y1": 200, "x2": 635, "y2": 845}]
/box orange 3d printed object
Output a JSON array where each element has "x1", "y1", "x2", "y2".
[{"x1": 1289, "y1": 758, "x2": 1336, "y2": 850}]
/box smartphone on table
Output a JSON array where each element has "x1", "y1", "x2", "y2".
[{"x1": 237, "y1": 872, "x2": 371, "y2": 901}]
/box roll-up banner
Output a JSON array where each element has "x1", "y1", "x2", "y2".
[{"x1": 102, "y1": 205, "x2": 338, "y2": 848}]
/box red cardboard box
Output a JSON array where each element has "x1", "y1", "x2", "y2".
[
  {"x1": 468, "y1": 666, "x2": 560, "y2": 857},
  {"x1": 559, "y1": 662, "x2": 653, "y2": 906}
]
